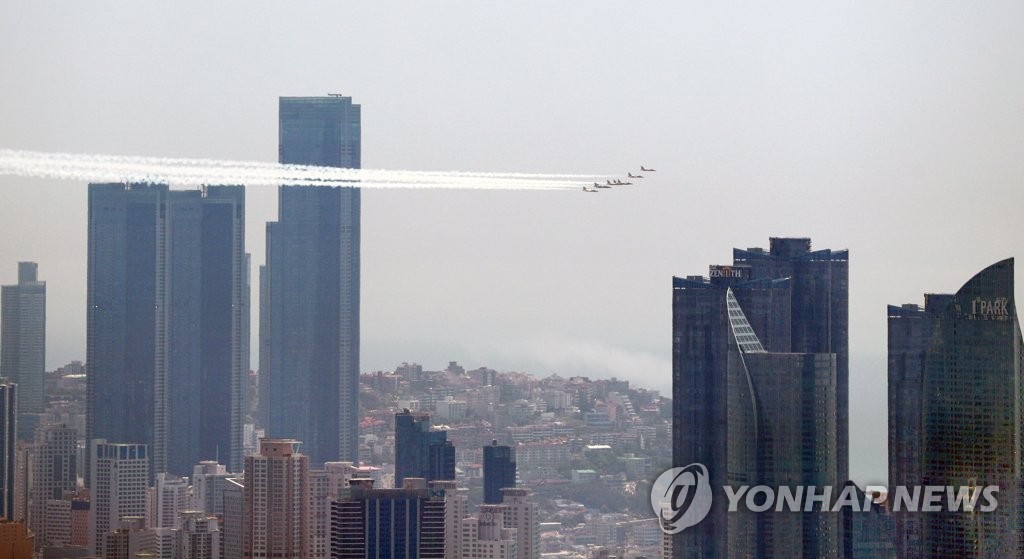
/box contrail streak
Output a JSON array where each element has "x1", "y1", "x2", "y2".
[{"x1": 0, "y1": 148, "x2": 609, "y2": 191}]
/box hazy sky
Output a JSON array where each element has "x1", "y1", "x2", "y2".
[{"x1": 1, "y1": 2, "x2": 1022, "y2": 484}]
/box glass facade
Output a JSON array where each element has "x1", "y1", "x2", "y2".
[
  {"x1": 87, "y1": 183, "x2": 245, "y2": 477},
  {"x1": 263, "y1": 96, "x2": 361, "y2": 466},
  {"x1": 484, "y1": 442, "x2": 517, "y2": 505},
  {"x1": 889, "y1": 259, "x2": 1023, "y2": 558},
  {"x1": 672, "y1": 238, "x2": 844, "y2": 558},
  {"x1": 0, "y1": 262, "x2": 45, "y2": 422},
  {"x1": 395, "y1": 411, "x2": 455, "y2": 486},
  {"x1": 887, "y1": 295, "x2": 950, "y2": 558},
  {"x1": 87, "y1": 183, "x2": 163, "y2": 474},
  {"x1": 734, "y1": 238, "x2": 850, "y2": 486},
  {"x1": 330, "y1": 483, "x2": 446, "y2": 559}
]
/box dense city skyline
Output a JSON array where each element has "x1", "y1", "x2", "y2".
[{"x1": 2, "y1": 1, "x2": 1023, "y2": 490}]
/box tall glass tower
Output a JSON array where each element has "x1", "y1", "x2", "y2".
[
  {"x1": 887, "y1": 294, "x2": 950, "y2": 559},
  {"x1": 671, "y1": 240, "x2": 845, "y2": 558},
  {"x1": 263, "y1": 95, "x2": 361, "y2": 466},
  {"x1": 889, "y1": 259, "x2": 1023, "y2": 558},
  {"x1": 1, "y1": 262, "x2": 46, "y2": 429},
  {"x1": 87, "y1": 183, "x2": 246, "y2": 477},
  {"x1": 733, "y1": 238, "x2": 849, "y2": 486}
]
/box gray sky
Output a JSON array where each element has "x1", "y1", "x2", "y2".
[{"x1": 1, "y1": 2, "x2": 1022, "y2": 485}]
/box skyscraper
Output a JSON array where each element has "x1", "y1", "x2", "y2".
[
  {"x1": 29, "y1": 423, "x2": 77, "y2": 547},
  {"x1": 242, "y1": 439, "x2": 309, "y2": 559},
  {"x1": 330, "y1": 477, "x2": 446, "y2": 559},
  {"x1": 395, "y1": 410, "x2": 455, "y2": 486},
  {"x1": 89, "y1": 440, "x2": 149, "y2": 557},
  {"x1": 672, "y1": 241, "x2": 844, "y2": 558},
  {"x1": 483, "y1": 440, "x2": 516, "y2": 505},
  {"x1": 889, "y1": 259, "x2": 1023, "y2": 558},
  {"x1": 1, "y1": 262, "x2": 45, "y2": 427},
  {"x1": 733, "y1": 237, "x2": 849, "y2": 484},
  {"x1": 257, "y1": 264, "x2": 269, "y2": 432},
  {"x1": 87, "y1": 183, "x2": 246, "y2": 477},
  {"x1": 0, "y1": 382, "x2": 13, "y2": 520},
  {"x1": 263, "y1": 95, "x2": 361, "y2": 466},
  {"x1": 154, "y1": 472, "x2": 190, "y2": 529},
  {"x1": 887, "y1": 295, "x2": 948, "y2": 559}
]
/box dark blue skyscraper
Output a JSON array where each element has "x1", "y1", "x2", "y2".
[
  {"x1": 672, "y1": 243, "x2": 843, "y2": 558},
  {"x1": 165, "y1": 186, "x2": 247, "y2": 475},
  {"x1": 428, "y1": 433, "x2": 455, "y2": 483},
  {"x1": 87, "y1": 183, "x2": 162, "y2": 476},
  {"x1": 483, "y1": 440, "x2": 516, "y2": 504},
  {"x1": 733, "y1": 238, "x2": 849, "y2": 484},
  {"x1": 887, "y1": 295, "x2": 949, "y2": 559},
  {"x1": 87, "y1": 183, "x2": 246, "y2": 477},
  {"x1": 394, "y1": 411, "x2": 455, "y2": 486},
  {"x1": 331, "y1": 478, "x2": 445, "y2": 559},
  {"x1": 263, "y1": 95, "x2": 361, "y2": 466}
]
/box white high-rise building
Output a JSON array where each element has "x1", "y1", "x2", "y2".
[
  {"x1": 431, "y1": 480, "x2": 468, "y2": 559},
  {"x1": 460, "y1": 504, "x2": 517, "y2": 559},
  {"x1": 178, "y1": 510, "x2": 221, "y2": 559},
  {"x1": 155, "y1": 473, "x2": 190, "y2": 529},
  {"x1": 501, "y1": 488, "x2": 539, "y2": 559},
  {"x1": 89, "y1": 440, "x2": 149, "y2": 557},
  {"x1": 192, "y1": 461, "x2": 238, "y2": 517},
  {"x1": 152, "y1": 527, "x2": 176, "y2": 559}
]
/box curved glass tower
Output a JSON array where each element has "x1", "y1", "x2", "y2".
[
  {"x1": 921, "y1": 259, "x2": 1022, "y2": 557},
  {"x1": 890, "y1": 258, "x2": 1023, "y2": 558}
]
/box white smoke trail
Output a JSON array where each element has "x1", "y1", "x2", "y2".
[{"x1": 0, "y1": 148, "x2": 610, "y2": 191}]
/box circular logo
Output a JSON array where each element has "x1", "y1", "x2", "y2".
[{"x1": 651, "y1": 463, "x2": 713, "y2": 534}]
